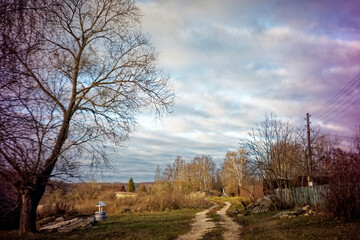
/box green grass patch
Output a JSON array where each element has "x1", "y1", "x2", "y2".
[
  {"x1": 206, "y1": 202, "x2": 224, "y2": 222},
  {"x1": 235, "y1": 210, "x2": 360, "y2": 240},
  {"x1": 201, "y1": 225, "x2": 225, "y2": 240},
  {"x1": 0, "y1": 208, "x2": 201, "y2": 240},
  {"x1": 208, "y1": 196, "x2": 247, "y2": 217},
  {"x1": 207, "y1": 196, "x2": 247, "y2": 204}
]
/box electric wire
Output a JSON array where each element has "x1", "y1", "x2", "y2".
[
  {"x1": 322, "y1": 97, "x2": 360, "y2": 125},
  {"x1": 311, "y1": 73, "x2": 360, "y2": 125},
  {"x1": 315, "y1": 75, "x2": 360, "y2": 121},
  {"x1": 321, "y1": 132, "x2": 358, "y2": 140},
  {"x1": 312, "y1": 72, "x2": 360, "y2": 118}
]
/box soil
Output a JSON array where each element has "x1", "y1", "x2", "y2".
[
  {"x1": 218, "y1": 202, "x2": 241, "y2": 240},
  {"x1": 176, "y1": 205, "x2": 217, "y2": 240},
  {"x1": 177, "y1": 201, "x2": 241, "y2": 240}
]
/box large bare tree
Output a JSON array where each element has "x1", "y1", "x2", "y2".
[
  {"x1": 0, "y1": 0, "x2": 173, "y2": 234},
  {"x1": 239, "y1": 114, "x2": 299, "y2": 192}
]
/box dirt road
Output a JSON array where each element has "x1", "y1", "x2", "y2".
[
  {"x1": 176, "y1": 205, "x2": 217, "y2": 240},
  {"x1": 217, "y1": 202, "x2": 241, "y2": 240},
  {"x1": 177, "y1": 202, "x2": 241, "y2": 240}
]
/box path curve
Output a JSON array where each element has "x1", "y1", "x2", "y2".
[
  {"x1": 176, "y1": 205, "x2": 216, "y2": 240},
  {"x1": 217, "y1": 201, "x2": 241, "y2": 240}
]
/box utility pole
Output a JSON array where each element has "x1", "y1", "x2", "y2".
[{"x1": 306, "y1": 113, "x2": 313, "y2": 187}]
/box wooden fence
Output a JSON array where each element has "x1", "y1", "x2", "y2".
[{"x1": 275, "y1": 185, "x2": 329, "y2": 207}]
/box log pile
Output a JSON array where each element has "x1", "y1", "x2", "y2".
[
  {"x1": 39, "y1": 216, "x2": 96, "y2": 233},
  {"x1": 272, "y1": 205, "x2": 315, "y2": 219},
  {"x1": 244, "y1": 195, "x2": 279, "y2": 215}
]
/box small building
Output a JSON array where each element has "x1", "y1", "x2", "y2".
[
  {"x1": 99, "y1": 185, "x2": 126, "y2": 192},
  {"x1": 115, "y1": 191, "x2": 137, "y2": 198}
]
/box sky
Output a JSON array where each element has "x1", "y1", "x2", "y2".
[{"x1": 91, "y1": 0, "x2": 360, "y2": 183}]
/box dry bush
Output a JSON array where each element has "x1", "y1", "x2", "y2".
[
  {"x1": 106, "y1": 190, "x2": 208, "y2": 214},
  {"x1": 325, "y1": 149, "x2": 360, "y2": 220},
  {"x1": 39, "y1": 182, "x2": 209, "y2": 218},
  {"x1": 37, "y1": 189, "x2": 76, "y2": 219}
]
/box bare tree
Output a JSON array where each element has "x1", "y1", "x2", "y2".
[
  {"x1": 239, "y1": 114, "x2": 299, "y2": 197},
  {"x1": 221, "y1": 149, "x2": 247, "y2": 196},
  {"x1": 0, "y1": 0, "x2": 173, "y2": 234},
  {"x1": 160, "y1": 155, "x2": 216, "y2": 193}
]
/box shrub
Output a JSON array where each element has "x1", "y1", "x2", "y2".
[
  {"x1": 325, "y1": 149, "x2": 360, "y2": 220},
  {"x1": 38, "y1": 182, "x2": 209, "y2": 218}
]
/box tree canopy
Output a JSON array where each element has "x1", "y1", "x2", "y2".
[{"x1": 0, "y1": 0, "x2": 173, "y2": 234}]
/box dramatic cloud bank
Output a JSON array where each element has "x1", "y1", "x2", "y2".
[{"x1": 93, "y1": 0, "x2": 360, "y2": 182}]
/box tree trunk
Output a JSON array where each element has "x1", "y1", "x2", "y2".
[
  {"x1": 19, "y1": 188, "x2": 32, "y2": 234},
  {"x1": 19, "y1": 183, "x2": 46, "y2": 234}
]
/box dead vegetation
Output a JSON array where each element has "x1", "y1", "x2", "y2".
[{"x1": 37, "y1": 182, "x2": 209, "y2": 220}]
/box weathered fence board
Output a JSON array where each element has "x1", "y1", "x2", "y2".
[{"x1": 275, "y1": 185, "x2": 329, "y2": 207}]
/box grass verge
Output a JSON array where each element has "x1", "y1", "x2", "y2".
[
  {"x1": 235, "y1": 210, "x2": 360, "y2": 240},
  {"x1": 0, "y1": 208, "x2": 201, "y2": 240}
]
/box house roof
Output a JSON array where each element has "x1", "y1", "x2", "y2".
[{"x1": 99, "y1": 185, "x2": 126, "y2": 192}]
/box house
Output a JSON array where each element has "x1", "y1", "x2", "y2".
[
  {"x1": 115, "y1": 191, "x2": 137, "y2": 198},
  {"x1": 99, "y1": 185, "x2": 126, "y2": 192},
  {"x1": 99, "y1": 184, "x2": 136, "y2": 198}
]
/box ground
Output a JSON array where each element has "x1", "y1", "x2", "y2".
[
  {"x1": 235, "y1": 210, "x2": 360, "y2": 240},
  {"x1": 177, "y1": 201, "x2": 241, "y2": 240},
  {"x1": 2, "y1": 198, "x2": 360, "y2": 239}
]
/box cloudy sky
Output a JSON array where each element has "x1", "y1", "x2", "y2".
[{"x1": 94, "y1": 0, "x2": 360, "y2": 183}]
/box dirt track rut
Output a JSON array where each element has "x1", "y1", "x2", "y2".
[
  {"x1": 176, "y1": 205, "x2": 217, "y2": 240},
  {"x1": 176, "y1": 201, "x2": 241, "y2": 240},
  {"x1": 217, "y1": 202, "x2": 241, "y2": 240}
]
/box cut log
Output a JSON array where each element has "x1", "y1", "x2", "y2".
[
  {"x1": 40, "y1": 218, "x2": 79, "y2": 232},
  {"x1": 58, "y1": 218, "x2": 86, "y2": 233}
]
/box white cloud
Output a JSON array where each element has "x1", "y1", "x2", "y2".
[{"x1": 90, "y1": 0, "x2": 360, "y2": 182}]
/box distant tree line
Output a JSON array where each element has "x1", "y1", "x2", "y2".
[{"x1": 155, "y1": 113, "x2": 360, "y2": 220}]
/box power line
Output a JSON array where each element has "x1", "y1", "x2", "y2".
[
  {"x1": 315, "y1": 75, "x2": 360, "y2": 122},
  {"x1": 321, "y1": 132, "x2": 357, "y2": 140},
  {"x1": 322, "y1": 97, "x2": 360, "y2": 125},
  {"x1": 312, "y1": 72, "x2": 360, "y2": 118}
]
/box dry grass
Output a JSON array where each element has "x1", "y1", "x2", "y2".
[
  {"x1": 2, "y1": 208, "x2": 201, "y2": 240},
  {"x1": 37, "y1": 182, "x2": 209, "y2": 219},
  {"x1": 235, "y1": 210, "x2": 360, "y2": 240}
]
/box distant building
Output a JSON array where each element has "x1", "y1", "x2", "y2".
[
  {"x1": 99, "y1": 184, "x2": 136, "y2": 198},
  {"x1": 99, "y1": 185, "x2": 126, "y2": 192},
  {"x1": 115, "y1": 191, "x2": 137, "y2": 198}
]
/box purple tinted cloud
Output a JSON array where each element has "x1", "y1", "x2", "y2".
[{"x1": 91, "y1": 0, "x2": 360, "y2": 182}]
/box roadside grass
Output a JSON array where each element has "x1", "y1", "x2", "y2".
[
  {"x1": 201, "y1": 225, "x2": 225, "y2": 240},
  {"x1": 208, "y1": 196, "x2": 247, "y2": 216},
  {"x1": 235, "y1": 210, "x2": 360, "y2": 240},
  {"x1": 0, "y1": 208, "x2": 201, "y2": 240},
  {"x1": 206, "y1": 202, "x2": 224, "y2": 222},
  {"x1": 201, "y1": 198, "x2": 237, "y2": 240}
]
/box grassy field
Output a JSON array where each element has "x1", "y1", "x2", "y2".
[
  {"x1": 3, "y1": 196, "x2": 360, "y2": 240},
  {"x1": 208, "y1": 196, "x2": 360, "y2": 240},
  {"x1": 0, "y1": 208, "x2": 201, "y2": 240},
  {"x1": 235, "y1": 210, "x2": 360, "y2": 240}
]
